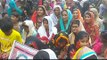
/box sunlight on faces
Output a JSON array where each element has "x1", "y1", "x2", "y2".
[{"x1": 62, "y1": 11, "x2": 68, "y2": 22}]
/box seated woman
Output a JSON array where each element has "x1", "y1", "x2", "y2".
[
  {"x1": 21, "y1": 20, "x2": 37, "y2": 42},
  {"x1": 72, "y1": 8, "x2": 85, "y2": 31},
  {"x1": 83, "y1": 11, "x2": 102, "y2": 54},
  {"x1": 68, "y1": 31, "x2": 93, "y2": 59},
  {"x1": 69, "y1": 20, "x2": 86, "y2": 45},
  {"x1": 49, "y1": 32, "x2": 70, "y2": 59},
  {"x1": 50, "y1": 5, "x2": 62, "y2": 26},
  {"x1": 57, "y1": 9, "x2": 73, "y2": 34},
  {"x1": 31, "y1": 5, "x2": 47, "y2": 29},
  {"x1": 37, "y1": 16, "x2": 57, "y2": 44}
]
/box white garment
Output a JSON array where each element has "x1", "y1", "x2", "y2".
[
  {"x1": 50, "y1": 5, "x2": 62, "y2": 26},
  {"x1": 22, "y1": 20, "x2": 37, "y2": 40},
  {"x1": 38, "y1": 16, "x2": 57, "y2": 40},
  {"x1": 41, "y1": 49, "x2": 57, "y2": 59}
]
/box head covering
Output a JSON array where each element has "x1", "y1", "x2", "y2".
[
  {"x1": 22, "y1": 20, "x2": 37, "y2": 40},
  {"x1": 84, "y1": 11, "x2": 99, "y2": 41},
  {"x1": 33, "y1": 49, "x2": 57, "y2": 59},
  {"x1": 38, "y1": 16, "x2": 57, "y2": 40},
  {"x1": 7, "y1": 0, "x2": 22, "y2": 16},
  {"x1": 59, "y1": 9, "x2": 73, "y2": 32},
  {"x1": 54, "y1": 32, "x2": 70, "y2": 47},
  {"x1": 72, "y1": 46, "x2": 98, "y2": 59},
  {"x1": 73, "y1": 8, "x2": 84, "y2": 23},
  {"x1": 31, "y1": 5, "x2": 47, "y2": 24},
  {"x1": 50, "y1": 5, "x2": 62, "y2": 26}
]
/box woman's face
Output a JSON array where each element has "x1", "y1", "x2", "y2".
[
  {"x1": 79, "y1": 36, "x2": 89, "y2": 47},
  {"x1": 73, "y1": 10, "x2": 78, "y2": 19},
  {"x1": 72, "y1": 24, "x2": 79, "y2": 33},
  {"x1": 84, "y1": 14, "x2": 91, "y2": 23},
  {"x1": 37, "y1": 7, "x2": 44, "y2": 16},
  {"x1": 43, "y1": 19, "x2": 49, "y2": 30},
  {"x1": 54, "y1": 7, "x2": 60, "y2": 16},
  {"x1": 23, "y1": 25, "x2": 29, "y2": 32},
  {"x1": 62, "y1": 11, "x2": 68, "y2": 22},
  {"x1": 57, "y1": 40, "x2": 67, "y2": 48}
]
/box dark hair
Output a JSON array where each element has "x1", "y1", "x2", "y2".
[
  {"x1": 2, "y1": 12, "x2": 7, "y2": 17},
  {"x1": 75, "y1": 31, "x2": 89, "y2": 45},
  {"x1": 0, "y1": 18, "x2": 13, "y2": 32},
  {"x1": 12, "y1": 12, "x2": 19, "y2": 18},
  {"x1": 25, "y1": 36, "x2": 49, "y2": 50},
  {"x1": 101, "y1": 30, "x2": 107, "y2": 41},
  {"x1": 71, "y1": 20, "x2": 80, "y2": 27},
  {"x1": 84, "y1": 11, "x2": 91, "y2": 18},
  {"x1": 61, "y1": 9, "x2": 68, "y2": 15},
  {"x1": 37, "y1": 6, "x2": 46, "y2": 15}
]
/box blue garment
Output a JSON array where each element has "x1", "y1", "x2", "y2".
[
  {"x1": 59, "y1": 9, "x2": 73, "y2": 33},
  {"x1": 7, "y1": 0, "x2": 22, "y2": 16}
]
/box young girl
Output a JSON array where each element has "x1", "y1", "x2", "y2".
[
  {"x1": 69, "y1": 31, "x2": 97, "y2": 59},
  {"x1": 69, "y1": 20, "x2": 85, "y2": 45},
  {"x1": 49, "y1": 32, "x2": 70, "y2": 59},
  {"x1": 37, "y1": 16, "x2": 57, "y2": 44},
  {"x1": 83, "y1": 11, "x2": 102, "y2": 54}
]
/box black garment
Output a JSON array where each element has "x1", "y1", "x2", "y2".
[
  {"x1": 25, "y1": 36, "x2": 48, "y2": 50},
  {"x1": 33, "y1": 51, "x2": 50, "y2": 60}
]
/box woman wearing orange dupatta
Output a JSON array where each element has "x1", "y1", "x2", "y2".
[
  {"x1": 73, "y1": 8, "x2": 84, "y2": 23},
  {"x1": 84, "y1": 11, "x2": 102, "y2": 54},
  {"x1": 31, "y1": 5, "x2": 47, "y2": 29},
  {"x1": 72, "y1": 8, "x2": 85, "y2": 31}
]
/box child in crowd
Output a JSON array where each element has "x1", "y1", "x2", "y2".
[
  {"x1": 68, "y1": 31, "x2": 97, "y2": 59},
  {"x1": 0, "y1": 18, "x2": 23, "y2": 59}
]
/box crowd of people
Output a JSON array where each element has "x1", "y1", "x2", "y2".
[{"x1": 0, "y1": 0, "x2": 107, "y2": 59}]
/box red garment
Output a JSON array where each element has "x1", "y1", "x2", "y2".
[
  {"x1": 39, "y1": 0, "x2": 43, "y2": 5},
  {"x1": 31, "y1": 11, "x2": 37, "y2": 23},
  {"x1": 84, "y1": 12, "x2": 100, "y2": 42},
  {"x1": 31, "y1": 5, "x2": 47, "y2": 24}
]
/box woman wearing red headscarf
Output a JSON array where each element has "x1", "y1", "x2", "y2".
[
  {"x1": 31, "y1": 5, "x2": 47, "y2": 29},
  {"x1": 83, "y1": 11, "x2": 102, "y2": 54}
]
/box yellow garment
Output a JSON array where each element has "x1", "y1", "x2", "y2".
[{"x1": 0, "y1": 29, "x2": 23, "y2": 53}]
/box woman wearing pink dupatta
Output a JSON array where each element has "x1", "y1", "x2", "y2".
[{"x1": 84, "y1": 11, "x2": 103, "y2": 54}]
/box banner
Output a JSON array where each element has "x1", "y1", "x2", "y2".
[{"x1": 8, "y1": 41, "x2": 38, "y2": 59}]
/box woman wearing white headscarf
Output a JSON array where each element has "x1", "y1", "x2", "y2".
[
  {"x1": 22, "y1": 20, "x2": 37, "y2": 42},
  {"x1": 38, "y1": 16, "x2": 57, "y2": 41},
  {"x1": 50, "y1": 5, "x2": 62, "y2": 26}
]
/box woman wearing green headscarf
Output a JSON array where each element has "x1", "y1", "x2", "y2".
[{"x1": 57, "y1": 9, "x2": 73, "y2": 34}]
